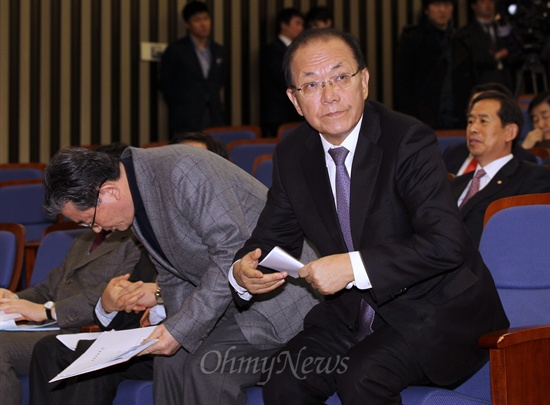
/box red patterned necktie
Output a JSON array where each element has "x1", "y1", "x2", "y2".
[{"x1": 459, "y1": 169, "x2": 486, "y2": 210}]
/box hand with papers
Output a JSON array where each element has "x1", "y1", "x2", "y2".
[
  {"x1": 298, "y1": 253, "x2": 354, "y2": 295},
  {"x1": 137, "y1": 323, "x2": 181, "y2": 356},
  {"x1": 233, "y1": 246, "x2": 309, "y2": 295},
  {"x1": 233, "y1": 248, "x2": 289, "y2": 294}
]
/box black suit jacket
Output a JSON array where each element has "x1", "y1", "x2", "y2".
[
  {"x1": 260, "y1": 38, "x2": 303, "y2": 136},
  {"x1": 451, "y1": 158, "x2": 550, "y2": 246},
  {"x1": 159, "y1": 36, "x2": 225, "y2": 134},
  {"x1": 443, "y1": 142, "x2": 537, "y2": 174},
  {"x1": 394, "y1": 21, "x2": 475, "y2": 129},
  {"x1": 235, "y1": 101, "x2": 508, "y2": 385}
]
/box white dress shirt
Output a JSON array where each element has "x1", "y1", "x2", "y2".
[{"x1": 229, "y1": 116, "x2": 373, "y2": 300}]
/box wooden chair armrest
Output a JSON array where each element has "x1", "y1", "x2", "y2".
[
  {"x1": 478, "y1": 325, "x2": 550, "y2": 349},
  {"x1": 79, "y1": 324, "x2": 100, "y2": 333},
  {"x1": 478, "y1": 325, "x2": 550, "y2": 404}
]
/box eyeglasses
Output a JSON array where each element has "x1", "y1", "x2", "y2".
[
  {"x1": 292, "y1": 68, "x2": 362, "y2": 97},
  {"x1": 79, "y1": 185, "x2": 102, "y2": 229}
]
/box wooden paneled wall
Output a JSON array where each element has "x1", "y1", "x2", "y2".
[{"x1": 0, "y1": 0, "x2": 469, "y2": 163}]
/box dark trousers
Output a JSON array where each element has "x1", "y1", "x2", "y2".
[
  {"x1": 29, "y1": 334, "x2": 153, "y2": 405},
  {"x1": 262, "y1": 315, "x2": 430, "y2": 405}
]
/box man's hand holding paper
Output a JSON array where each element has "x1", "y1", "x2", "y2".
[{"x1": 233, "y1": 248, "x2": 287, "y2": 294}]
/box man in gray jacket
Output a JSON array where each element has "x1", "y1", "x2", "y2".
[{"x1": 42, "y1": 145, "x2": 319, "y2": 404}]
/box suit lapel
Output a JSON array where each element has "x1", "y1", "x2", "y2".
[
  {"x1": 350, "y1": 108, "x2": 383, "y2": 248},
  {"x1": 300, "y1": 130, "x2": 346, "y2": 250},
  {"x1": 452, "y1": 172, "x2": 474, "y2": 201},
  {"x1": 461, "y1": 159, "x2": 519, "y2": 215},
  {"x1": 183, "y1": 37, "x2": 205, "y2": 80}
]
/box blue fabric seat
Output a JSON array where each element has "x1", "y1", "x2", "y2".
[{"x1": 0, "y1": 183, "x2": 56, "y2": 243}]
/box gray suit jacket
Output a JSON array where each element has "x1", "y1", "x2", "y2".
[
  {"x1": 124, "y1": 145, "x2": 320, "y2": 353},
  {"x1": 18, "y1": 229, "x2": 143, "y2": 331}
]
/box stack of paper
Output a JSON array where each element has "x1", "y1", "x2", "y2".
[{"x1": 50, "y1": 326, "x2": 158, "y2": 382}]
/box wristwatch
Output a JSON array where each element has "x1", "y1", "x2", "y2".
[
  {"x1": 44, "y1": 301, "x2": 55, "y2": 320},
  {"x1": 155, "y1": 286, "x2": 164, "y2": 305}
]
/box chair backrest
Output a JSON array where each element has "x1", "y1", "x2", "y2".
[
  {"x1": 0, "y1": 168, "x2": 44, "y2": 182},
  {"x1": 226, "y1": 139, "x2": 278, "y2": 174},
  {"x1": 0, "y1": 224, "x2": 25, "y2": 291},
  {"x1": 0, "y1": 183, "x2": 57, "y2": 242},
  {"x1": 30, "y1": 228, "x2": 87, "y2": 287},
  {"x1": 436, "y1": 136, "x2": 466, "y2": 154},
  {"x1": 204, "y1": 125, "x2": 261, "y2": 145},
  {"x1": 483, "y1": 193, "x2": 550, "y2": 227},
  {"x1": 252, "y1": 154, "x2": 273, "y2": 188},
  {"x1": 277, "y1": 122, "x2": 303, "y2": 140},
  {"x1": 479, "y1": 205, "x2": 550, "y2": 327}
]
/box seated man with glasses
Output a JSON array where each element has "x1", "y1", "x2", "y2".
[{"x1": 231, "y1": 28, "x2": 508, "y2": 404}]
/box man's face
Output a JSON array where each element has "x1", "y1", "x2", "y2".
[
  {"x1": 286, "y1": 37, "x2": 369, "y2": 145},
  {"x1": 281, "y1": 16, "x2": 304, "y2": 41},
  {"x1": 186, "y1": 12, "x2": 211, "y2": 40},
  {"x1": 472, "y1": 0, "x2": 495, "y2": 20},
  {"x1": 61, "y1": 187, "x2": 135, "y2": 233},
  {"x1": 467, "y1": 99, "x2": 517, "y2": 166},
  {"x1": 531, "y1": 101, "x2": 550, "y2": 140},
  {"x1": 425, "y1": 2, "x2": 454, "y2": 30}
]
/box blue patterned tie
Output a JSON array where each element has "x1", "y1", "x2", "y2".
[{"x1": 329, "y1": 147, "x2": 374, "y2": 339}]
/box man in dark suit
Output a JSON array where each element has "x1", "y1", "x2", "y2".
[
  {"x1": 260, "y1": 8, "x2": 304, "y2": 137},
  {"x1": 232, "y1": 28, "x2": 509, "y2": 404},
  {"x1": 451, "y1": 91, "x2": 550, "y2": 246},
  {"x1": 442, "y1": 82, "x2": 537, "y2": 175},
  {"x1": 454, "y1": 0, "x2": 520, "y2": 92},
  {"x1": 159, "y1": 1, "x2": 225, "y2": 135},
  {"x1": 394, "y1": 0, "x2": 475, "y2": 129}
]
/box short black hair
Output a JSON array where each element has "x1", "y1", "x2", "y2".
[
  {"x1": 44, "y1": 148, "x2": 121, "y2": 217},
  {"x1": 528, "y1": 90, "x2": 550, "y2": 117},
  {"x1": 283, "y1": 28, "x2": 366, "y2": 88},
  {"x1": 169, "y1": 131, "x2": 228, "y2": 160},
  {"x1": 182, "y1": 1, "x2": 209, "y2": 22},
  {"x1": 305, "y1": 7, "x2": 333, "y2": 28},
  {"x1": 422, "y1": 0, "x2": 455, "y2": 10},
  {"x1": 276, "y1": 8, "x2": 304, "y2": 35},
  {"x1": 469, "y1": 91, "x2": 524, "y2": 149}
]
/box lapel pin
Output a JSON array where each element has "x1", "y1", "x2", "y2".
[{"x1": 497, "y1": 180, "x2": 502, "y2": 185}]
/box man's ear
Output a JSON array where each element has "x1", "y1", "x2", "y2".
[
  {"x1": 286, "y1": 88, "x2": 304, "y2": 116},
  {"x1": 100, "y1": 183, "x2": 121, "y2": 201},
  {"x1": 504, "y1": 123, "x2": 519, "y2": 143}
]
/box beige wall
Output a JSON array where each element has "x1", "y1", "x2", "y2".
[{"x1": 0, "y1": 0, "x2": 469, "y2": 163}]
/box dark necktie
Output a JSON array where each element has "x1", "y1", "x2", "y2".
[
  {"x1": 328, "y1": 147, "x2": 375, "y2": 339},
  {"x1": 89, "y1": 231, "x2": 107, "y2": 253},
  {"x1": 459, "y1": 169, "x2": 486, "y2": 210}
]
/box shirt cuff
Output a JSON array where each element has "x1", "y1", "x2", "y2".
[
  {"x1": 345, "y1": 251, "x2": 372, "y2": 290},
  {"x1": 95, "y1": 297, "x2": 118, "y2": 327},
  {"x1": 148, "y1": 305, "x2": 166, "y2": 325},
  {"x1": 228, "y1": 261, "x2": 253, "y2": 301}
]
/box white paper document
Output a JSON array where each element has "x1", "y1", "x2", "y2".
[
  {"x1": 50, "y1": 326, "x2": 158, "y2": 382},
  {"x1": 57, "y1": 332, "x2": 103, "y2": 351},
  {"x1": 259, "y1": 246, "x2": 304, "y2": 278}
]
